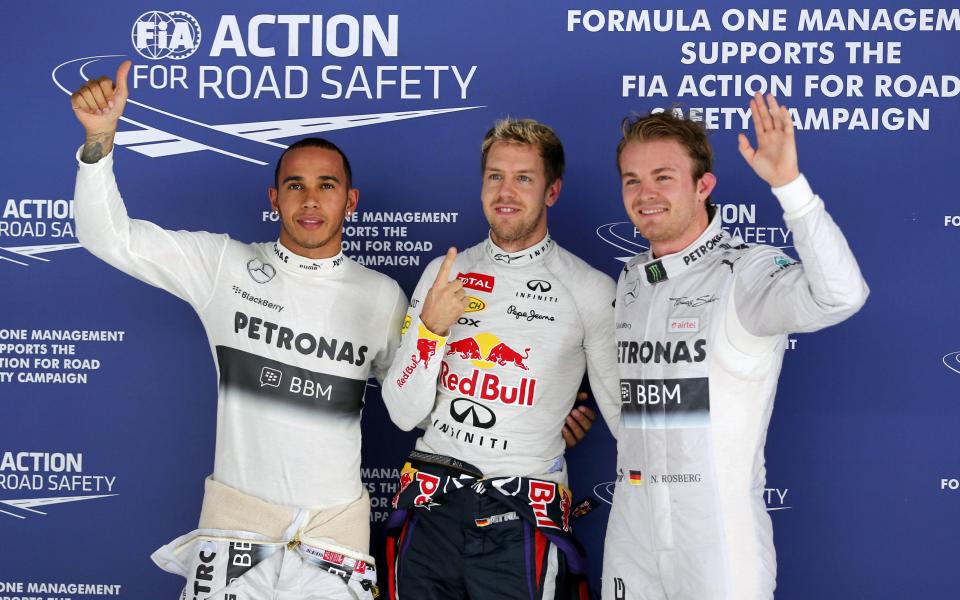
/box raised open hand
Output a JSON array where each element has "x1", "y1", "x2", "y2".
[{"x1": 737, "y1": 92, "x2": 800, "y2": 188}]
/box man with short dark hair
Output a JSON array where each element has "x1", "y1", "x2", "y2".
[
  {"x1": 380, "y1": 118, "x2": 621, "y2": 599},
  {"x1": 603, "y1": 94, "x2": 868, "y2": 599},
  {"x1": 71, "y1": 60, "x2": 404, "y2": 600}
]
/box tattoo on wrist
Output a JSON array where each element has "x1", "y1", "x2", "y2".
[{"x1": 81, "y1": 134, "x2": 111, "y2": 164}]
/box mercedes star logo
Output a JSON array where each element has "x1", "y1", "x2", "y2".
[{"x1": 247, "y1": 258, "x2": 276, "y2": 284}]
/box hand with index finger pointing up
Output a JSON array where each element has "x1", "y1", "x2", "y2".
[{"x1": 419, "y1": 248, "x2": 469, "y2": 336}]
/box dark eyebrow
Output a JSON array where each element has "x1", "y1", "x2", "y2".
[
  {"x1": 622, "y1": 166, "x2": 678, "y2": 178},
  {"x1": 281, "y1": 175, "x2": 341, "y2": 185}
]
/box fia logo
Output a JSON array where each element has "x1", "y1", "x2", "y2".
[{"x1": 131, "y1": 11, "x2": 202, "y2": 60}]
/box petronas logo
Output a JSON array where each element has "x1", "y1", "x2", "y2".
[{"x1": 645, "y1": 261, "x2": 667, "y2": 284}]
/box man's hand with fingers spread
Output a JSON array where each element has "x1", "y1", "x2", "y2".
[
  {"x1": 738, "y1": 92, "x2": 801, "y2": 188},
  {"x1": 419, "y1": 247, "x2": 469, "y2": 336},
  {"x1": 71, "y1": 60, "x2": 132, "y2": 163}
]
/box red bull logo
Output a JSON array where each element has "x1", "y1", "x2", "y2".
[
  {"x1": 528, "y1": 481, "x2": 558, "y2": 529},
  {"x1": 415, "y1": 338, "x2": 438, "y2": 367},
  {"x1": 560, "y1": 487, "x2": 571, "y2": 531},
  {"x1": 485, "y1": 343, "x2": 530, "y2": 370},
  {"x1": 447, "y1": 337, "x2": 483, "y2": 360},
  {"x1": 457, "y1": 272, "x2": 495, "y2": 293},
  {"x1": 414, "y1": 472, "x2": 441, "y2": 506},
  {"x1": 445, "y1": 332, "x2": 533, "y2": 371},
  {"x1": 439, "y1": 361, "x2": 536, "y2": 406},
  {"x1": 393, "y1": 468, "x2": 415, "y2": 508}
]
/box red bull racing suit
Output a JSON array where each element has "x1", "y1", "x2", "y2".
[
  {"x1": 604, "y1": 175, "x2": 868, "y2": 600},
  {"x1": 75, "y1": 150, "x2": 406, "y2": 599},
  {"x1": 381, "y1": 235, "x2": 621, "y2": 599}
]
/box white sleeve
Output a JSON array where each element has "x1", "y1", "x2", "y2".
[
  {"x1": 578, "y1": 272, "x2": 621, "y2": 439},
  {"x1": 731, "y1": 174, "x2": 869, "y2": 340},
  {"x1": 370, "y1": 280, "x2": 408, "y2": 385},
  {"x1": 74, "y1": 148, "x2": 229, "y2": 309},
  {"x1": 381, "y1": 257, "x2": 447, "y2": 431}
]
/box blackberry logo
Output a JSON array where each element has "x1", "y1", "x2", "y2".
[{"x1": 132, "y1": 11, "x2": 201, "y2": 60}]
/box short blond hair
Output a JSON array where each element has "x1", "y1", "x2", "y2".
[{"x1": 481, "y1": 118, "x2": 565, "y2": 185}]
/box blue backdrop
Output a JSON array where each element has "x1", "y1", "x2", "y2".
[{"x1": 3, "y1": 1, "x2": 959, "y2": 598}]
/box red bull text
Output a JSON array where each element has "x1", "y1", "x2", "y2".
[
  {"x1": 528, "y1": 481, "x2": 559, "y2": 529},
  {"x1": 439, "y1": 361, "x2": 537, "y2": 406}
]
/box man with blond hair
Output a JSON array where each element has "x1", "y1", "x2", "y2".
[
  {"x1": 380, "y1": 118, "x2": 621, "y2": 599},
  {"x1": 604, "y1": 94, "x2": 868, "y2": 599}
]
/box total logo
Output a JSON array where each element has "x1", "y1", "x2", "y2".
[
  {"x1": 132, "y1": 11, "x2": 201, "y2": 60},
  {"x1": 596, "y1": 203, "x2": 793, "y2": 263},
  {"x1": 457, "y1": 272, "x2": 495, "y2": 293},
  {"x1": 943, "y1": 351, "x2": 960, "y2": 375}
]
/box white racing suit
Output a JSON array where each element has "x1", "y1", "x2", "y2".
[
  {"x1": 603, "y1": 175, "x2": 868, "y2": 600},
  {"x1": 380, "y1": 234, "x2": 622, "y2": 598},
  {"x1": 74, "y1": 149, "x2": 406, "y2": 599},
  {"x1": 151, "y1": 478, "x2": 378, "y2": 600}
]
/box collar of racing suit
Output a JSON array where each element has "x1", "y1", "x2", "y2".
[
  {"x1": 636, "y1": 211, "x2": 731, "y2": 286},
  {"x1": 484, "y1": 233, "x2": 555, "y2": 267},
  {"x1": 270, "y1": 240, "x2": 349, "y2": 277}
]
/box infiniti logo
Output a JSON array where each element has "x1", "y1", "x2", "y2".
[
  {"x1": 450, "y1": 398, "x2": 496, "y2": 429},
  {"x1": 247, "y1": 258, "x2": 276, "y2": 284},
  {"x1": 526, "y1": 280, "x2": 552, "y2": 293}
]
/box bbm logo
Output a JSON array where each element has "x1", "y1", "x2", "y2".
[
  {"x1": 260, "y1": 367, "x2": 282, "y2": 388},
  {"x1": 131, "y1": 11, "x2": 202, "y2": 60}
]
